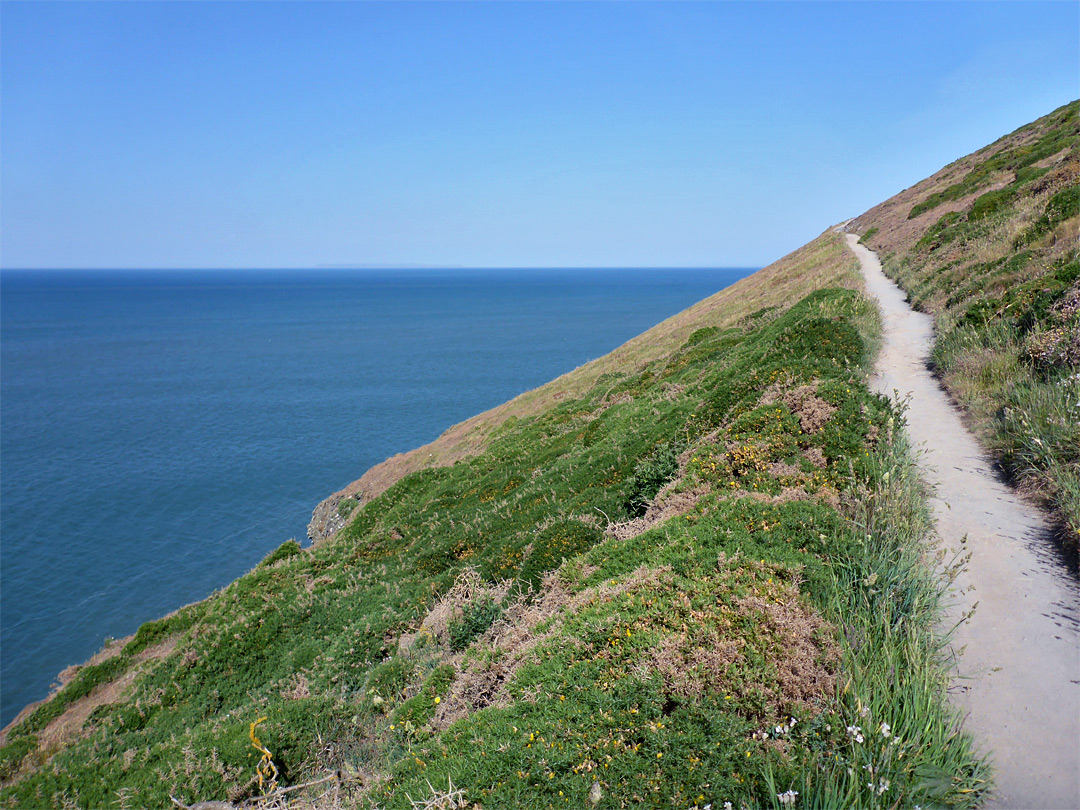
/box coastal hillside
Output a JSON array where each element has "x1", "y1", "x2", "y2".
[
  {"x1": 308, "y1": 235, "x2": 863, "y2": 542},
  {"x1": 10, "y1": 105, "x2": 1077, "y2": 809},
  {"x1": 849, "y1": 99, "x2": 1079, "y2": 544}
]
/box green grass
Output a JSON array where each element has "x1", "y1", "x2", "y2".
[
  {"x1": 376, "y1": 401, "x2": 985, "y2": 810},
  {"x1": 0, "y1": 269, "x2": 986, "y2": 809},
  {"x1": 871, "y1": 99, "x2": 1079, "y2": 544},
  {"x1": 907, "y1": 100, "x2": 1078, "y2": 219}
]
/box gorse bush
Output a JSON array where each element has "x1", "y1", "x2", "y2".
[
  {"x1": 518, "y1": 520, "x2": 601, "y2": 590},
  {"x1": 257, "y1": 539, "x2": 302, "y2": 569},
  {"x1": 448, "y1": 599, "x2": 502, "y2": 652},
  {"x1": 624, "y1": 440, "x2": 681, "y2": 517}
]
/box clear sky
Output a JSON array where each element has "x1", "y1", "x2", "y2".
[{"x1": 1, "y1": 1, "x2": 1077, "y2": 269}]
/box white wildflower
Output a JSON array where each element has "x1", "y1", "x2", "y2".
[
  {"x1": 777, "y1": 789, "x2": 799, "y2": 806},
  {"x1": 846, "y1": 724, "x2": 864, "y2": 744},
  {"x1": 877, "y1": 779, "x2": 891, "y2": 795},
  {"x1": 879, "y1": 722, "x2": 891, "y2": 738}
]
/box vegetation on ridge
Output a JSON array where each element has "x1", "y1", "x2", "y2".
[
  {"x1": 0, "y1": 228, "x2": 986, "y2": 809},
  {"x1": 312, "y1": 234, "x2": 865, "y2": 515},
  {"x1": 854, "y1": 99, "x2": 1080, "y2": 544}
]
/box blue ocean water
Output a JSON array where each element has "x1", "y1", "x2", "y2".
[{"x1": 0, "y1": 267, "x2": 751, "y2": 725}]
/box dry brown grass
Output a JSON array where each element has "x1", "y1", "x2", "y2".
[
  {"x1": 429, "y1": 565, "x2": 668, "y2": 731},
  {"x1": 2, "y1": 636, "x2": 181, "y2": 787},
  {"x1": 760, "y1": 380, "x2": 836, "y2": 434}
]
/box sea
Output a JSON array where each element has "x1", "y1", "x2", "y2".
[{"x1": 0, "y1": 266, "x2": 752, "y2": 726}]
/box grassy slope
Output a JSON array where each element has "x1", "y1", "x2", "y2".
[
  {"x1": 851, "y1": 99, "x2": 1080, "y2": 544},
  {"x1": 315, "y1": 234, "x2": 865, "y2": 516},
  {"x1": 0, "y1": 228, "x2": 986, "y2": 810}
]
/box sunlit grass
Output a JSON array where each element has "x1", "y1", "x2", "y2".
[{"x1": 0, "y1": 241, "x2": 986, "y2": 809}]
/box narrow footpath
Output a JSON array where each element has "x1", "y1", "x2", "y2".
[{"x1": 846, "y1": 234, "x2": 1080, "y2": 809}]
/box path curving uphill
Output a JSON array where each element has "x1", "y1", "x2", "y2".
[{"x1": 847, "y1": 233, "x2": 1080, "y2": 809}]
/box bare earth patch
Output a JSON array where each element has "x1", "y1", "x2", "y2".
[{"x1": 2, "y1": 636, "x2": 180, "y2": 786}]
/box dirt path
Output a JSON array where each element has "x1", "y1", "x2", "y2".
[{"x1": 846, "y1": 233, "x2": 1080, "y2": 809}]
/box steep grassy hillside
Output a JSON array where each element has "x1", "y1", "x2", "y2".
[
  {"x1": 312, "y1": 234, "x2": 864, "y2": 532},
  {"x1": 850, "y1": 100, "x2": 1079, "y2": 544},
  {"x1": 0, "y1": 228, "x2": 986, "y2": 809}
]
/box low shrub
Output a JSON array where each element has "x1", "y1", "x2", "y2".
[
  {"x1": 624, "y1": 440, "x2": 681, "y2": 517},
  {"x1": 258, "y1": 539, "x2": 302, "y2": 568},
  {"x1": 448, "y1": 598, "x2": 502, "y2": 652}
]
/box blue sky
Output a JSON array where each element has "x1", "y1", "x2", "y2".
[{"x1": 2, "y1": 1, "x2": 1077, "y2": 269}]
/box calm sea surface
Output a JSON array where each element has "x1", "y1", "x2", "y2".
[{"x1": 0, "y1": 267, "x2": 751, "y2": 725}]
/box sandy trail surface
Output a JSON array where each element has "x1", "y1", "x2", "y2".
[{"x1": 847, "y1": 233, "x2": 1080, "y2": 809}]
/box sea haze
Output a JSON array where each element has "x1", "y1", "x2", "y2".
[{"x1": 0, "y1": 266, "x2": 753, "y2": 725}]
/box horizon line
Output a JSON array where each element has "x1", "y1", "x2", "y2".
[{"x1": 1, "y1": 264, "x2": 765, "y2": 272}]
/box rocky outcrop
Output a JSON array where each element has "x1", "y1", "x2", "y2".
[{"x1": 307, "y1": 487, "x2": 362, "y2": 544}]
